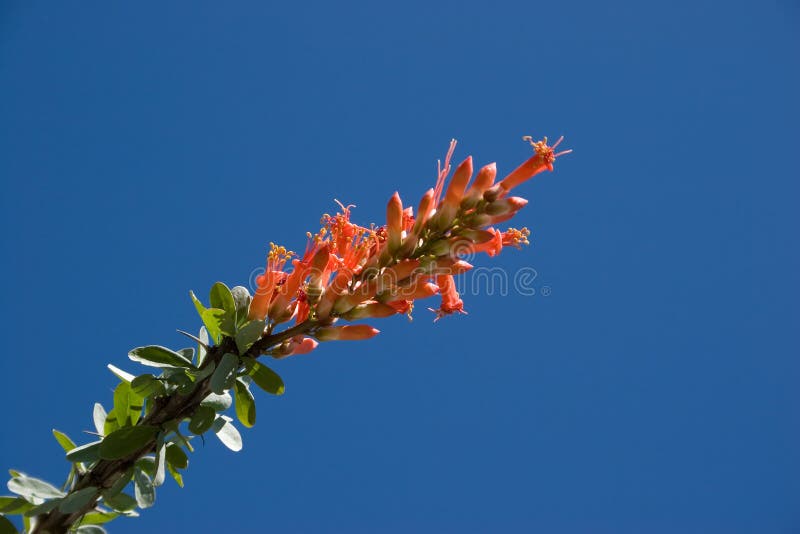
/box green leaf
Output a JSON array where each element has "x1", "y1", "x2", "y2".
[
  {"x1": 135, "y1": 457, "x2": 155, "y2": 478},
  {"x1": 188, "y1": 361, "x2": 216, "y2": 382},
  {"x1": 66, "y1": 441, "x2": 102, "y2": 463},
  {"x1": 210, "y1": 353, "x2": 238, "y2": 394},
  {"x1": 80, "y1": 511, "x2": 119, "y2": 525},
  {"x1": 112, "y1": 382, "x2": 144, "y2": 427},
  {"x1": 231, "y1": 286, "x2": 252, "y2": 326},
  {"x1": 52, "y1": 430, "x2": 76, "y2": 453},
  {"x1": 23, "y1": 498, "x2": 62, "y2": 517},
  {"x1": 235, "y1": 320, "x2": 265, "y2": 354},
  {"x1": 152, "y1": 437, "x2": 166, "y2": 488},
  {"x1": 7, "y1": 475, "x2": 64, "y2": 500},
  {"x1": 233, "y1": 378, "x2": 256, "y2": 428},
  {"x1": 192, "y1": 290, "x2": 224, "y2": 342},
  {"x1": 200, "y1": 391, "x2": 232, "y2": 412},
  {"x1": 178, "y1": 347, "x2": 195, "y2": 363},
  {"x1": 0, "y1": 496, "x2": 33, "y2": 514},
  {"x1": 130, "y1": 374, "x2": 166, "y2": 398},
  {"x1": 188, "y1": 406, "x2": 216, "y2": 435},
  {"x1": 190, "y1": 290, "x2": 207, "y2": 317},
  {"x1": 167, "y1": 464, "x2": 184, "y2": 488},
  {"x1": 103, "y1": 469, "x2": 133, "y2": 500},
  {"x1": 99, "y1": 426, "x2": 158, "y2": 460},
  {"x1": 103, "y1": 408, "x2": 120, "y2": 436},
  {"x1": 106, "y1": 364, "x2": 135, "y2": 383},
  {"x1": 128, "y1": 345, "x2": 194, "y2": 369},
  {"x1": 92, "y1": 404, "x2": 107, "y2": 436},
  {"x1": 102, "y1": 492, "x2": 136, "y2": 513},
  {"x1": 211, "y1": 415, "x2": 243, "y2": 452},
  {"x1": 210, "y1": 282, "x2": 236, "y2": 315},
  {"x1": 133, "y1": 470, "x2": 155, "y2": 509},
  {"x1": 58, "y1": 486, "x2": 97, "y2": 513},
  {"x1": 242, "y1": 357, "x2": 285, "y2": 395},
  {"x1": 200, "y1": 308, "x2": 225, "y2": 343},
  {"x1": 0, "y1": 514, "x2": 16, "y2": 534},
  {"x1": 196, "y1": 326, "x2": 209, "y2": 366},
  {"x1": 165, "y1": 444, "x2": 188, "y2": 470},
  {"x1": 74, "y1": 525, "x2": 107, "y2": 534}
]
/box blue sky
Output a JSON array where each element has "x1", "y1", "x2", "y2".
[{"x1": 1, "y1": 1, "x2": 798, "y2": 533}]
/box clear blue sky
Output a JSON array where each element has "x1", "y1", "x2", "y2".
[{"x1": 1, "y1": 1, "x2": 798, "y2": 533}]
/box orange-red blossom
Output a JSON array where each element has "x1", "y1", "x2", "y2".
[{"x1": 248, "y1": 136, "x2": 569, "y2": 358}]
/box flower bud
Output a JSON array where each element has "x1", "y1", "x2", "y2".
[
  {"x1": 342, "y1": 302, "x2": 398, "y2": 320},
  {"x1": 315, "y1": 325, "x2": 380, "y2": 341},
  {"x1": 442, "y1": 156, "x2": 473, "y2": 208},
  {"x1": 387, "y1": 192, "x2": 404, "y2": 253},
  {"x1": 485, "y1": 197, "x2": 528, "y2": 216}
]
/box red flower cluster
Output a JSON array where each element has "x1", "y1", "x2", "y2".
[{"x1": 249, "y1": 136, "x2": 570, "y2": 357}]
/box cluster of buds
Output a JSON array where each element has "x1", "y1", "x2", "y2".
[{"x1": 249, "y1": 136, "x2": 570, "y2": 357}]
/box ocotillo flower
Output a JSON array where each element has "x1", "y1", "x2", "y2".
[
  {"x1": 496, "y1": 135, "x2": 571, "y2": 193},
  {"x1": 315, "y1": 325, "x2": 380, "y2": 341},
  {"x1": 246, "y1": 135, "x2": 567, "y2": 358}
]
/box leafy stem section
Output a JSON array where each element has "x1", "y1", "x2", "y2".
[{"x1": 1, "y1": 283, "x2": 309, "y2": 534}]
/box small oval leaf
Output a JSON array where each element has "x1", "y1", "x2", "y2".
[
  {"x1": 7, "y1": 475, "x2": 64, "y2": 500},
  {"x1": 233, "y1": 379, "x2": 256, "y2": 428},
  {"x1": 99, "y1": 426, "x2": 158, "y2": 460},
  {"x1": 210, "y1": 353, "x2": 238, "y2": 394},
  {"x1": 128, "y1": 346, "x2": 194, "y2": 369},
  {"x1": 164, "y1": 444, "x2": 189, "y2": 470},
  {"x1": 58, "y1": 486, "x2": 97, "y2": 513},
  {"x1": 188, "y1": 406, "x2": 216, "y2": 435},
  {"x1": 52, "y1": 430, "x2": 76, "y2": 453},
  {"x1": 242, "y1": 357, "x2": 285, "y2": 395},
  {"x1": 211, "y1": 416, "x2": 243, "y2": 452},
  {"x1": 199, "y1": 391, "x2": 232, "y2": 412},
  {"x1": 235, "y1": 320, "x2": 265, "y2": 354},
  {"x1": 133, "y1": 470, "x2": 155, "y2": 509},
  {"x1": 66, "y1": 441, "x2": 102, "y2": 463}
]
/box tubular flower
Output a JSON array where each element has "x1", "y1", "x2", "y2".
[
  {"x1": 250, "y1": 243, "x2": 294, "y2": 321},
  {"x1": 315, "y1": 325, "x2": 380, "y2": 341},
  {"x1": 431, "y1": 274, "x2": 465, "y2": 320},
  {"x1": 461, "y1": 162, "x2": 497, "y2": 209},
  {"x1": 496, "y1": 136, "x2": 571, "y2": 193},
  {"x1": 242, "y1": 135, "x2": 566, "y2": 358}
]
